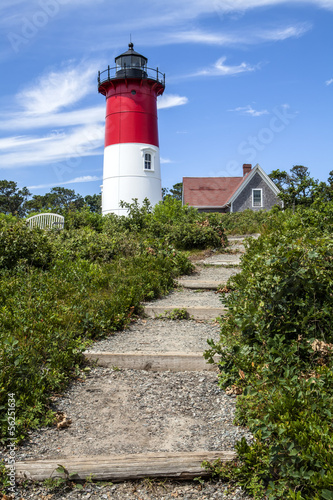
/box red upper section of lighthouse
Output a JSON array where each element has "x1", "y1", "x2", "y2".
[{"x1": 98, "y1": 44, "x2": 165, "y2": 148}]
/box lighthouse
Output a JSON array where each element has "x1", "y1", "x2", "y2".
[{"x1": 98, "y1": 43, "x2": 165, "y2": 215}]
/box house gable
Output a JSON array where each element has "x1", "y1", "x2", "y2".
[{"x1": 229, "y1": 164, "x2": 282, "y2": 212}]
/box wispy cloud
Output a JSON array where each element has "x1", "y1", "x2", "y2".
[
  {"x1": 255, "y1": 24, "x2": 311, "y2": 41},
  {"x1": 28, "y1": 175, "x2": 102, "y2": 190},
  {"x1": 160, "y1": 23, "x2": 311, "y2": 46},
  {"x1": 0, "y1": 64, "x2": 189, "y2": 169},
  {"x1": 160, "y1": 157, "x2": 173, "y2": 164},
  {"x1": 17, "y1": 63, "x2": 97, "y2": 115},
  {"x1": 0, "y1": 125, "x2": 104, "y2": 169},
  {"x1": 229, "y1": 105, "x2": 269, "y2": 117},
  {"x1": 0, "y1": 107, "x2": 105, "y2": 131},
  {"x1": 0, "y1": 61, "x2": 105, "y2": 169},
  {"x1": 189, "y1": 56, "x2": 258, "y2": 78},
  {"x1": 326, "y1": 78, "x2": 333, "y2": 85},
  {"x1": 158, "y1": 94, "x2": 189, "y2": 109}
]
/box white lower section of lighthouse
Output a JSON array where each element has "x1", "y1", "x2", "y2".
[{"x1": 101, "y1": 143, "x2": 162, "y2": 216}]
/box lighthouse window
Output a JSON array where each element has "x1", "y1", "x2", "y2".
[{"x1": 144, "y1": 153, "x2": 152, "y2": 170}]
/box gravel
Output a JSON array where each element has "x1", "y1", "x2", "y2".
[
  {"x1": 143, "y1": 290, "x2": 223, "y2": 308},
  {"x1": 10, "y1": 368, "x2": 251, "y2": 461},
  {"x1": 85, "y1": 318, "x2": 221, "y2": 354},
  {"x1": 178, "y1": 265, "x2": 239, "y2": 283},
  {"x1": 9, "y1": 478, "x2": 253, "y2": 499}
]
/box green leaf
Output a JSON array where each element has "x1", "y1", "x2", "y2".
[{"x1": 321, "y1": 490, "x2": 333, "y2": 500}]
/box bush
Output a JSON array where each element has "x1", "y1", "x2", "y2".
[
  {"x1": 205, "y1": 205, "x2": 333, "y2": 499},
  {"x1": 220, "y1": 209, "x2": 272, "y2": 235},
  {"x1": 0, "y1": 219, "x2": 54, "y2": 270},
  {"x1": 0, "y1": 213, "x2": 195, "y2": 448}
]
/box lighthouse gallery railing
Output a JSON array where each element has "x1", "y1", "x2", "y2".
[{"x1": 98, "y1": 65, "x2": 165, "y2": 87}]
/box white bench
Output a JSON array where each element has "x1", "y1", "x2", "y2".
[{"x1": 26, "y1": 213, "x2": 64, "y2": 230}]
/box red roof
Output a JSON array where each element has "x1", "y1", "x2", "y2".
[{"x1": 183, "y1": 177, "x2": 246, "y2": 207}]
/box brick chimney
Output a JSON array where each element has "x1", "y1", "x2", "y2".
[{"x1": 243, "y1": 164, "x2": 252, "y2": 176}]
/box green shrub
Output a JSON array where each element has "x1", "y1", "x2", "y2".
[
  {"x1": 0, "y1": 219, "x2": 54, "y2": 270},
  {"x1": 205, "y1": 205, "x2": 333, "y2": 499},
  {"x1": 220, "y1": 209, "x2": 272, "y2": 235}
]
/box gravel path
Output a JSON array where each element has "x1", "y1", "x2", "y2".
[
  {"x1": 3, "y1": 238, "x2": 256, "y2": 500},
  {"x1": 86, "y1": 318, "x2": 221, "y2": 353},
  {"x1": 143, "y1": 289, "x2": 223, "y2": 308},
  {"x1": 13, "y1": 368, "x2": 251, "y2": 461},
  {"x1": 12, "y1": 478, "x2": 251, "y2": 499},
  {"x1": 177, "y1": 265, "x2": 239, "y2": 283}
]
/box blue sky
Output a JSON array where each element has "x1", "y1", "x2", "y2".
[{"x1": 0, "y1": 0, "x2": 332, "y2": 198}]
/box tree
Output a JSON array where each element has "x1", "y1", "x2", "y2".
[
  {"x1": 0, "y1": 180, "x2": 31, "y2": 217},
  {"x1": 162, "y1": 182, "x2": 183, "y2": 202},
  {"x1": 26, "y1": 187, "x2": 84, "y2": 214},
  {"x1": 269, "y1": 166, "x2": 317, "y2": 209},
  {"x1": 84, "y1": 193, "x2": 101, "y2": 213},
  {"x1": 162, "y1": 187, "x2": 169, "y2": 200},
  {"x1": 169, "y1": 182, "x2": 183, "y2": 201}
]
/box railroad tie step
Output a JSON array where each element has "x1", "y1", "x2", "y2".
[
  {"x1": 200, "y1": 259, "x2": 241, "y2": 266},
  {"x1": 14, "y1": 450, "x2": 236, "y2": 482},
  {"x1": 176, "y1": 279, "x2": 226, "y2": 290},
  {"x1": 143, "y1": 305, "x2": 226, "y2": 320},
  {"x1": 84, "y1": 351, "x2": 219, "y2": 372}
]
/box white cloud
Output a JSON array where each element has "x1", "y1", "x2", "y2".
[
  {"x1": 160, "y1": 23, "x2": 311, "y2": 46},
  {"x1": 17, "y1": 63, "x2": 97, "y2": 115},
  {"x1": 0, "y1": 125, "x2": 104, "y2": 169},
  {"x1": 162, "y1": 30, "x2": 241, "y2": 45},
  {"x1": 160, "y1": 157, "x2": 173, "y2": 164},
  {"x1": 230, "y1": 105, "x2": 269, "y2": 116},
  {"x1": 28, "y1": 175, "x2": 102, "y2": 190},
  {"x1": 158, "y1": 94, "x2": 189, "y2": 109},
  {"x1": 0, "y1": 106, "x2": 105, "y2": 131},
  {"x1": 326, "y1": 78, "x2": 333, "y2": 85},
  {"x1": 0, "y1": 61, "x2": 106, "y2": 169},
  {"x1": 256, "y1": 24, "x2": 311, "y2": 41},
  {"x1": 0, "y1": 64, "x2": 189, "y2": 170},
  {"x1": 191, "y1": 56, "x2": 258, "y2": 77}
]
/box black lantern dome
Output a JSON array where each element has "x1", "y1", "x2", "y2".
[{"x1": 115, "y1": 42, "x2": 148, "y2": 79}]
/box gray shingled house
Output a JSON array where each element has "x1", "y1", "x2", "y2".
[{"x1": 183, "y1": 163, "x2": 282, "y2": 213}]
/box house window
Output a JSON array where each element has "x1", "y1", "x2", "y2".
[
  {"x1": 144, "y1": 153, "x2": 152, "y2": 170},
  {"x1": 252, "y1": 189, "x2": 262, "y2": 207}
]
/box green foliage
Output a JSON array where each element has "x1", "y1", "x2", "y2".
[
  {"x1": 63, "y1": 208, "x2": 104, "y2": 231},
  {"x1": 0, "y1": 218, "x2": 54, "y2": 270},
  {"x1": 0, "y1": 180, "x2": 31, "y2": 217},
  {"x1": 117, "y1": 198, "x2": 227, "y2": 250},
  {"x1": 84, "y1": 193, "x2": 101, "y2": 213},
  {"x1": 162, "y1": 182, "x2": 183, "y2": 201},
  {"x1": 158, "y1": 308, "x2": 189, "y2": 320},
  {"x1": 25, "y1": 187, "x2": 84, "y2": 214},
  {"x1": 269, "y1": 165, "x2": 325, "y2": 209},
  {"x1": 205, "y1": 203, "x2": 333, "y2": 499},
  {"x1": 219, "y1": 209, "x2": 270, "y2": 235}
]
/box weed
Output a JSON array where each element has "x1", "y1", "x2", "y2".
[{"x1": 158, "y1": 308, "x2": 189, "y2": 320}]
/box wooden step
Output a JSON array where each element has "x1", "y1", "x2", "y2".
[
  {"x1": 14, "y1": 450, "x2": 237, "y2": 482},
  {"x1": 143, "y1": 305, "x2": 225, "y2": 320},
  {"x1": 177, "y1": 279, "x2": 225, "y2": 290},
  {"x1": 84, "y1": 351, "x2": 219, "y2": 372},
  {"x1": 201, "y1": 259, "x2": 241, "y2": 266}
]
